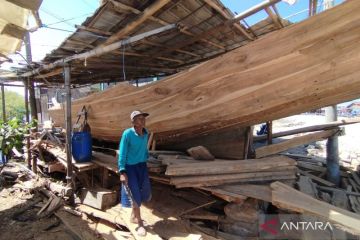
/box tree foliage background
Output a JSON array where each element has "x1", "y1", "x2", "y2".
[{"x1": 0, "y1": 90, "x2": 25, "y2": 121}]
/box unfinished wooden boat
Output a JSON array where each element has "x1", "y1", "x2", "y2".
[{"x1": 49, "y1": 1, "x2": 360, "y2": 147}]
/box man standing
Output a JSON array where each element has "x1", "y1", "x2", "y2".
[{"x1": 118, "y1": 110, "x2": 151, "y2": 236}]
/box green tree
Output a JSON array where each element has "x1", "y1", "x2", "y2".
[{"x1": 0, "y1": 90, "x2": 26, "y2": 121}]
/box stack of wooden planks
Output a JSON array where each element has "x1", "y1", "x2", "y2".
[{"x1": 165, "y1": 155, "x2": 297, "y2": 188}]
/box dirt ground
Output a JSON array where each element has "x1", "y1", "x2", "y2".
[
  {"x1": 1, "y1": 113, "x2": 359, "y2": 240},
  {"x1": 0, "y1": 163, "x2": 78, "y2": 240},
  {"x1": 0, "y1": 162, "x2": 217, "y2": 240},
  {"x1": 256, "y1": 114, "x2": 360, "y2": 170}
]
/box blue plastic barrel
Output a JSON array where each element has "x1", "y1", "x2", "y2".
[{"x1": 72, "y1": 131, "x2": 92, "y2": 162}]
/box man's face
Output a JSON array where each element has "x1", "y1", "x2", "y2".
[{"x1": 132, "y1": 115, "x2": 146, "y2": 128}]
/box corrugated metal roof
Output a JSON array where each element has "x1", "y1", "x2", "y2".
[{"x1": 21, "y1": 0, "x2": 290, "y2": 86}]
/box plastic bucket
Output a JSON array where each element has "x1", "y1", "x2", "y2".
[{"x1": 72, "y1": 131, "x2": 92, "y2": 162}]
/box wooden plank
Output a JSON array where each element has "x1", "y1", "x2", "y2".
[
  {"x1": 218, "y1": 184, "x2": 272, "y2": 202},
  {"x1": 166, "y1": 155, "x2": 296, "y2": 176},
  {"x1": 297, "y1": 175, "x2": 318, "y2": 198},
  {"x1": 316, "y1": 185, "x2": 360, "y2": 197},
  {"x1": 201, "y1": 187, "x2": 247, "y2": 203},
  {"x1": 351, "y1": 171, "x2": 360, "y2": 186},
  {"x1": 76, "y1": 204, "x2": 125, "y2": 226},
  {"x1": 348, "y1": 178, "x2": 360, "y2": 193},
  {"x1": 92, "y1": 151, "x2": 118, "y2": 173},
  {"x1": 265, "y1": 7, "x2": 283, "y2": 29},
  {"x1": 271, "y1": 181, "x2": 360, "y2": 235},
  {"x1": 331, "y1": 190, "x2": 350, "y2": 210},
  {"x1": 91, "y1": 219, "x2": 132, "y2": 240},
  {"x1": 46, "y1": 146, "x2": 98, "y2": 172},
  {"x1": 174, "y1": 173, "x2": 296, "y2": 188},
  {"x1": 255, "y1": 129, "x2": 339, "y2": 158},
  {"x1": 298, "y1": 169, "x2": 335, "y2": 187},
  {"x1": 171, "y1": 168, "x2": 296, "y2": 186},
  {"x1": 105, "y1": 0, "x2": 172, "y2": 44},
  {"x1": 55, "y1": 209, "x2": 99, "y2": 240},
  {"x1": 75, "y1": 24, "x2": 112, "y2": 36}
]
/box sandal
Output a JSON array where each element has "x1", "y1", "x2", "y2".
[{"x1": 136, "y1": 226, "x2": 147, "y2": 237}]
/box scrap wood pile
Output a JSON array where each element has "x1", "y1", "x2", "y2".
[
  {"x1": 146, "y1": 146, "x2": 297, "y2": 188},
  {"x1": 146, "y1": 146, "x2": 360, "y2": 238},
  {"x1": 22, "y1": 128, "x2": 360, "y2": 239},
  {"x1": 28, "y1": 127, "x2": 68, "y2": 175},
  {"x1": 0, "y1": 162, "x2": 134, "y2": 240}
]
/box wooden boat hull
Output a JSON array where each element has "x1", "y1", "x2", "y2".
[{"x1": 49, "y1": 0, "x2": 360, "y2": 145}]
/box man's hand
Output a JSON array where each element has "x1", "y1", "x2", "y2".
[{"x1": 120, "y1": 173, "x2": 128, "y2": 184}]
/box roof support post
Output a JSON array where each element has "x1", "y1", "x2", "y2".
[
  {"x1": 64, "y1": 64, "x2": 73, "y2": 186},
  {"x1": 1, "y1": 84, "x2": 5, "y2": 122},
  {"x1": 29, "y1": 80, "x2": 37, "y2": 129},
  {"x1": 24, "y1": 78, "x2": 31, "y2": 169},
  {"x1": 323, "y1": 0, "x2": 339, "y2": 187}
]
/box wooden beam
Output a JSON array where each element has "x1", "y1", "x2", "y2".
[
  {"x1": 66, "y1": 39, "x2": 96, "y2": 49},
  {"x1": 110, "y1": 0, "x2": 168, "y2": 25},
  {"x1": 255, "y1": 129, "x2": 340, "y2": 158},
  {"x1": 264, "y1": 7, "x2": 284, "y2": 28},
  {"x1": 201, "y1": 0, "x2": 254, "y2": 40},
  {"x1": 271, "y1": 181, "x2": 360, "y2": 235},
  {"x1": 105, "y1": 0, "x2": 172, "y2": 45},
  {"x1": 141, "y1": 39, "x2": 200, "y2": 57},
  {"x1": 75, "y1": 24, "x2": 112, "y2": 36},
  {"x1": 110, "y1": 0, "x2": 225, "y2": 50},
  {"x1": 34, "y1": 68, "x2": 63, "y2": 79}
]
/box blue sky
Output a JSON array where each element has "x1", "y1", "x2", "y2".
[{"x1": 222, "y1": 0, "x2": 343, "y2": 25}]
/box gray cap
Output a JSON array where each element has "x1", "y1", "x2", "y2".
[{"x1": 130, "y1": 110, "x2": 149, "y2": 120}]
